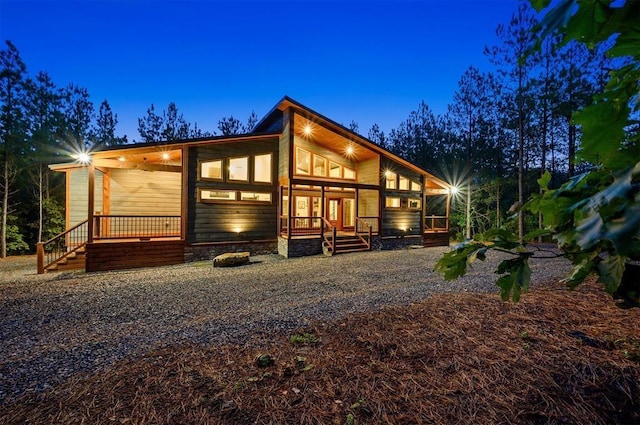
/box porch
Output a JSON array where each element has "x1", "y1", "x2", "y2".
[{"x1": 37, "y1": 215, "x2": 183, "y2": 273}]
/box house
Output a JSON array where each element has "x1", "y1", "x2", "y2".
[{"x1": 37, "y1": 97, "x2": 453, "y2": 273}]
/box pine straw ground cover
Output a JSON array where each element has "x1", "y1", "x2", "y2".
[{"x1": 2, "y1": 278, "x2": 639, "y2": 425}]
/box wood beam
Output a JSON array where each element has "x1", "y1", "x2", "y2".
[{"x1": 92, "y1": 158, "x2": 182, "y2": 173}]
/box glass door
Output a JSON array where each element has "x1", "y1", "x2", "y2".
[
  {"x1": 326, "y1": 198, "x2": 343, "y2": 229},
  {"x1": 343, "y1": 198, "x2": 355, "y2": 229}
]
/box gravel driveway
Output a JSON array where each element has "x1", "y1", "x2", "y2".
[{"x1": 0, "y1": 247, "x2": 572, "y2": 404}]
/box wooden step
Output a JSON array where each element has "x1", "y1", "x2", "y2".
[
  {"x1": 45, "y1": 252, "x2": 86, "y2": 272},
  {"x1": 324, "y1": 236, "x2": 370, "y2": 255}
]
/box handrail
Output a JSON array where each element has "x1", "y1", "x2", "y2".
[
  {"x1": 320, "y1": 217, "x2": 336, "y2": 254},
  {"x1": 355, "y1": 217, "x2": 372, "y2": 250},
  {"x1": 93, "y1": 215, "x2": 181, "y2": 239},
  {"x1": 37, "y1": 220, "x2": 88, "y2": 274}
]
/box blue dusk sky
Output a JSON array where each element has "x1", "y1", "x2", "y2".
[{"x1": 1, "y1": 0, "x2": 519, "y2": 141}]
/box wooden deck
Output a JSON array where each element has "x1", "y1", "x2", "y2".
[{"x1": 85, "y1": 239, "x2": 185, "y2": 272}]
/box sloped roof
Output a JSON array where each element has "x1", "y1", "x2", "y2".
[{"x1": 255, "y1": 96, "x2": 450, "y2": 189}]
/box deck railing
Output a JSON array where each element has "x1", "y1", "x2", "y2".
[
  {"x1": 280, "y1": 215, "x2": 380, "y2": 238},
  {"x1": 280, "y1": 216, "x2": 323, "y2": 236},
  {"x1": 357, "y1": 216, "x2": 379, "y2": 234},
  {"x1": 37, "y1": 220, "x2": 88, "y2": 274},
  {"x1": 321, "y1": 217, "x2": 336, "y2": 254},
  {"x1": 93, "y1": 215, "x2": 181, "y2": 239},
  {"x1": 355, "y1": 217, "x2": 373, "y2": 250},
  {"x1": 424, "y1": 215, "x2": 449, "y2": 232}
]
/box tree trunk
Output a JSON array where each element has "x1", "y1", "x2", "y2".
[
  {"x1": 38, "y1": 161, "x2": 43, "y2": 242},
  {"x1": 518, "y1": 68, "x2": 525, "y2": 241},
  {"x1": 1, "y1": 155, "x2": 8, "y2": 258}
]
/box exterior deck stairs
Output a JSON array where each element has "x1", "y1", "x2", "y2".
[
  {"x1": 323, "y1": 235, "x2": 370, "y2": 255},
  {"x1": 45, "y1": 247, "x2": 86, "y2": 272}
]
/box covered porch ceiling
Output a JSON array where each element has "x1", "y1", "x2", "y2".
[
  {"x1": 93, "y1": 147, "x2": 183, "y2": 172},
  {"x1": 293, "y1": 114, "x2": 378, "y2": 162}
]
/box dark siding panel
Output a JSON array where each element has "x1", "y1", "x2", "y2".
[
  {"x1": 382, "y1": 209, "x2": 421, "y2": 237},
  {"x1": 187, "y1": 138, "x2": 279, "y2": 243}
]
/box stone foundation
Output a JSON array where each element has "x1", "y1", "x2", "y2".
[
  {"x1": 278, "y1": 237, "x2": 323, "y2": 258},
  {"x1": 380, "y1": 235, "x2": 424, "y2": 251},
  {"x1": 184, "y1": 240, "x2": 278, "y2": 262}
]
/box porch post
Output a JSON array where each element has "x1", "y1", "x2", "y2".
[
  {"x1": 87, "y1": 163, "x2": 95, "y2": 243},
  {"x1": 181, "y1": 145, "x2": 188, "y2": 240},
  {"x1": 446, "y1": 192, "x2": 451, "y2": 231},
  {"x1": 287, "y1": 181, "x2": 292, "y2": 238}
]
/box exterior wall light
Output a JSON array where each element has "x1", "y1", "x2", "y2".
[{"x1": 73, "y1": 152, "x2": 91, "y2": 165}]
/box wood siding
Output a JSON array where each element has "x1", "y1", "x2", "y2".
[
  {"x1": 358, "y1": 189, "x2": 379, "y2": 217},
  {"x1": 67, "y1": 167, "x2": 103, "y2": 227},
  {"x1": 279, "y1": 109, "x2": 290, "y2": 181},
  {"x1": 86, "y1": 240, "x2": 185, "y2": 272},
  {"x1": 357, "y1": 157, "x2": 380, "y2": 185},
  {"x1": 109, "y1": 169, "x2": 181, "y2": 216},
  {"x1": 382, "y1": 209, "x2": 422, "y2": 236},
  {"x1": 187, "y1": 138, "x2": 279, "y2": 244},
  {"x1": 380, "y1": 157, "x2": 424, "y2": 237}
]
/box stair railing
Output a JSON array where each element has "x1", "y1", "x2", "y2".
[
  {"x1": 320, "y1": 217, "x2": 336, "y2": 254},
  {"x1": 355, "y1": 217, "x2": 372, "y2": 250},
  {"x1": 37, "y1": 220, "x2": 88, "y2": 274}
]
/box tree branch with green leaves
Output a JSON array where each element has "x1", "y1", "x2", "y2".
[{"x1": 436, "y1": 0, "x2": 640, "y2": 307}]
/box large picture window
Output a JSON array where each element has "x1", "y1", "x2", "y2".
[
  {"x1": 344, "y1": 167, "x2": 355, "y2": 180},
  {"x1": 229, "y1": 157, "x2": 249, "y2": 181},
  {"x1": 296, "y1": 147, "x2": 310, "y2": 175},
  {"x1": 385, "y1": 171, "x2": 397, "y2": 189},
  {"x1": 329, "y1": 161, "x2": 341, "y2": 178},
  {"x1": 254, "y1": 153, "x2": 272, "y2": 183},
  {"x1": 399, "y1": 175, "x2": 410, "y2": 191},
  {"x1": 201, "y1": 160, "x2": 223, "y2": 180},
  {"x1": 313, "y1": 156, "x2": 326, "y2": 176}
]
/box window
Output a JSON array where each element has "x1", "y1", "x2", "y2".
[
  {"x1": 408, "y1": 198, "x2": 422, "y2": 209},
  {"x1": 200, "y1": 190, "x2": 236, "y2": 201},
  {"x1": 296, "y1": 147, "x2": 310, "y2": 175},
  {"x1": 385, "y1": 197, "x2": 400, "y2": 208},
  {"x1": 385, "y1": 171, "x2": 397, "y2": 189},
  {"x1": 344, "y1": 167, "x2": 355, "y2": 180},
  {"x1": 399, "y1": 175, "x2": 410, "y2": 190},
  {"x1": 229, "y1": 157, "x2": 248, "y2": 181},
  {"x1": 411, "y1": 181, "x2": 422, "y2": 192},
  {"x1": 240, "y1": 192, "x2": 271, "y2": 202},
  {"x1": 254, "y1": 153, "x2": 272, "y2": 183},
  {"x1": 313, "y1": 155, "x2": 326, "y2": 176},
  {"x1": 201, "y1": 160, "x2": 222, "y2": 180},
  {"x1": 329, "y1": 161, "x2": 341, "y2": 178}
]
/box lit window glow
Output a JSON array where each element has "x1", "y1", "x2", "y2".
[
  {"x1": 229, "y1": 157, "x2": 249, "y2": 181},
  {"x1": 254, "y1": 153, "x2": 272, "y2": 183}
]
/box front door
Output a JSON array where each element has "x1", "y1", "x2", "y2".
[{"x1": 326, "y1": 198, "x2": 343, "y2": 229}]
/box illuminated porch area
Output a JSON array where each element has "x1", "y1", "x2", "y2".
[{"x1": 39, "y1": 145, "x2": 186, "y2": 273}]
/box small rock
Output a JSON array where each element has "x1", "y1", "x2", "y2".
[{"x1": 213, "y1": 252, "x2": 250, "y2": 268}]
